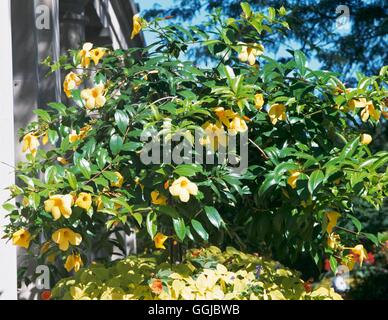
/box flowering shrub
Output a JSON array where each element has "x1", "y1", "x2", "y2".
[
  {"x1": 52, "y1": 246, "x2": 341, "y2": 300},
  {"x1": 3, "y1": 2, "x2": 388, "y2": 282}
]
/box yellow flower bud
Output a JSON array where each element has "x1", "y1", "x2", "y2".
[
  {"x1": 360, "y1": 133, "x2": 372, "y2": 145},
  {"x1": 254, "y1": 93, "x2": 264, "y2": 110},
  {"x1": 57, "y1": 157, "x2": 70, "y2": 165},
  {"x1": 131, "y1": 14, "x2": 143, "y2": 39}
]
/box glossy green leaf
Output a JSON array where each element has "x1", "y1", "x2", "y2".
[
  {"x1": 204, "y1": 206, "x2": 223, "y2": 229},
  {"x1": 241, "y1": 2, "x2": 252, "y2": 19},
  {"x1": 174, "y1": 164, "x2": 202, "y2": 176},
  {"x1": 33, "y1": 109, "x2": 51, "y2": 122},
  {"x1": 110, "y1": 134, "x2": 123, "y2": 155},
  {"x1": 191, "y1": 219, "x2": 209, "y2": 241},
  {"x1": 173, "y1": 217, "x2": 186, "y2": 241},
  {"x1": 66, "y1": 171, "x2": 78, "y2": 190},
  {"x1": 146, "y1": 212, "x2": 157, "y2": 239},
  {"x1": 308, "y1": 170, "x2": 324, "y2": 194},
  {"x1": 258, "y1": 173, "x2": 277, "y2": 197},
  {"x1": 96, "y1": 149, "x2": 109, "y2": 170},
  {"x1": 115, "y1": 110, "x2": 129, "y2": 135},
  {"x1": 47, "y1": 102, "x2": 67, "y2": 116},
  {"x1": 294, "y1": 50, "x2": 307, "y2": 76},
  {"x1": 329, "y1": 256, "x2": 338, "y2": 273},
  {"x1": 77, "y1": 159, "x2": 91, "y2": 179}
]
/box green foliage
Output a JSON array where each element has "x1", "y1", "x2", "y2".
[{"x1": 51, "y1": 247, "x2": 342, "y2": 300}]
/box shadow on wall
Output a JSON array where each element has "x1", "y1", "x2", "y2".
[
  {"x1": 12, "y1": 0, "x2": 59, "y2": 162},
  {"x1": 11, "y1": 0, "x2": 61, "y2": 301}
]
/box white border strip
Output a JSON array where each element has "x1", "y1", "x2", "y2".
[{"x1": 0, "y1": 0, "x2": 17, "y2": 301}]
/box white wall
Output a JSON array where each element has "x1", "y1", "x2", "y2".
[{"x1": 0, "y1": 0, "x2": 17, "y2": 300}]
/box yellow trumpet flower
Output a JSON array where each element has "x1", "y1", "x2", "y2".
[
  {"x1": 169, "y1": 177, "x2": 198, "y2": 203},
  {"x1": 214, "y1": 108, "x2": 247, "y2": 134},
  {"x1": 287, "y1": 171, "x2": 301, "y2": 189},
  {"x1": 52, "y1": 228, "x2": 82, "y2": 251},
  {"x1": 12, "y1": 229, "x2": 31, "y2": 249},
  {"x1": 349, "y1": 98, "x2": 381, "y2": 122},
  {"x1": 268, "y1": 103, "x2": 287, "y2": 125},
  {"x1": 344, "y1": 254, "x2": 356, "y2": 271},
  {"x1": 214, "y1": 107, "x2": 237, "y2": 128},
  {"x1": 57, "y1": 157, "x2": 70, "y2": 165},
  {"x1": 111, "y1": 172, "x2": 124, "y2": 188},
  {"x1": 229, "y1": 116, "x2": 248, "y2": 134},
  {"x1": 75, "y1": 193, "x2": 92, "y2": 211},
  {"x1": 80, "y1": 125, "x2": 92, "y2": 138},
  {"x1": 325, "y1": 211, "x2": 340, "y2": 234},
  {"x1": 90, "y1": 48, "x2": 106, "y2": 65},
  {"x1": 154, "y1": 233, "x2": 168, "y2": 250},
  {"x1": 350, "y1": 244, "x2": 368, "y2": 266},
  {"x1": 40, "y1": 241, "x2": 51, "y2": 255},
  {"x1": 200, "y1": 122, "x2": 227, "y2": 151},
  {"x1": 22, "y1": 133, "x2": 40, "y2": 157},
  {"x1": 63, "y1": 72, "x2": 82, "y2": 98},
  {"x1": 69, "y1": 130, "x2": 80, "y2": 143},
  {"x1": 95, "y1": 196, "x2": 104, "y2": 212},
  {"x1": 42, "y1": 133, "x2": 49, "y2": 145},
  {"x1": 347, "y1": 98, "x2": 367, "y2": 112},
  {"x1": 69, "y1": 125, "x2": 91, "y2": 143},
  {"x1": 238, "y1": 43, "x2": 264, "y2": 66},
  {"x1": 65, "y1": 253, "x2": 83, "y2": 272},
  {"x1": 44, "y1": 194, "x2": 74, "y2": 221},
  {"x1": 151, "y1": 190, "x2": 168, "y2": 206},
  {"x1": 81, "y1": 84, "x2": 106, "y2": 110},
  {"x1": 78, "y1": 42, "x2": 93, "y2": 68},
  {"x1": 360, "y1": 101, "x2": 380, "y2": 122}
]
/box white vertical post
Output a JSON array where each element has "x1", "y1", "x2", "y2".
[{"x1": 0, "y1": 0, "x2": 17, "y2": 300}]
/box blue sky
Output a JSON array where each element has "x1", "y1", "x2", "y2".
[
  {"x1": 139, "y1": 0, "x2": 174, "y2": 12},
  {"x1": 139, "y1": 0, "x2": 192, "y2": 46}
]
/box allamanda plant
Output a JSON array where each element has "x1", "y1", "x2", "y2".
[{"x1": 3, "y1": 3, "x2": 388, "y2": 281}]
